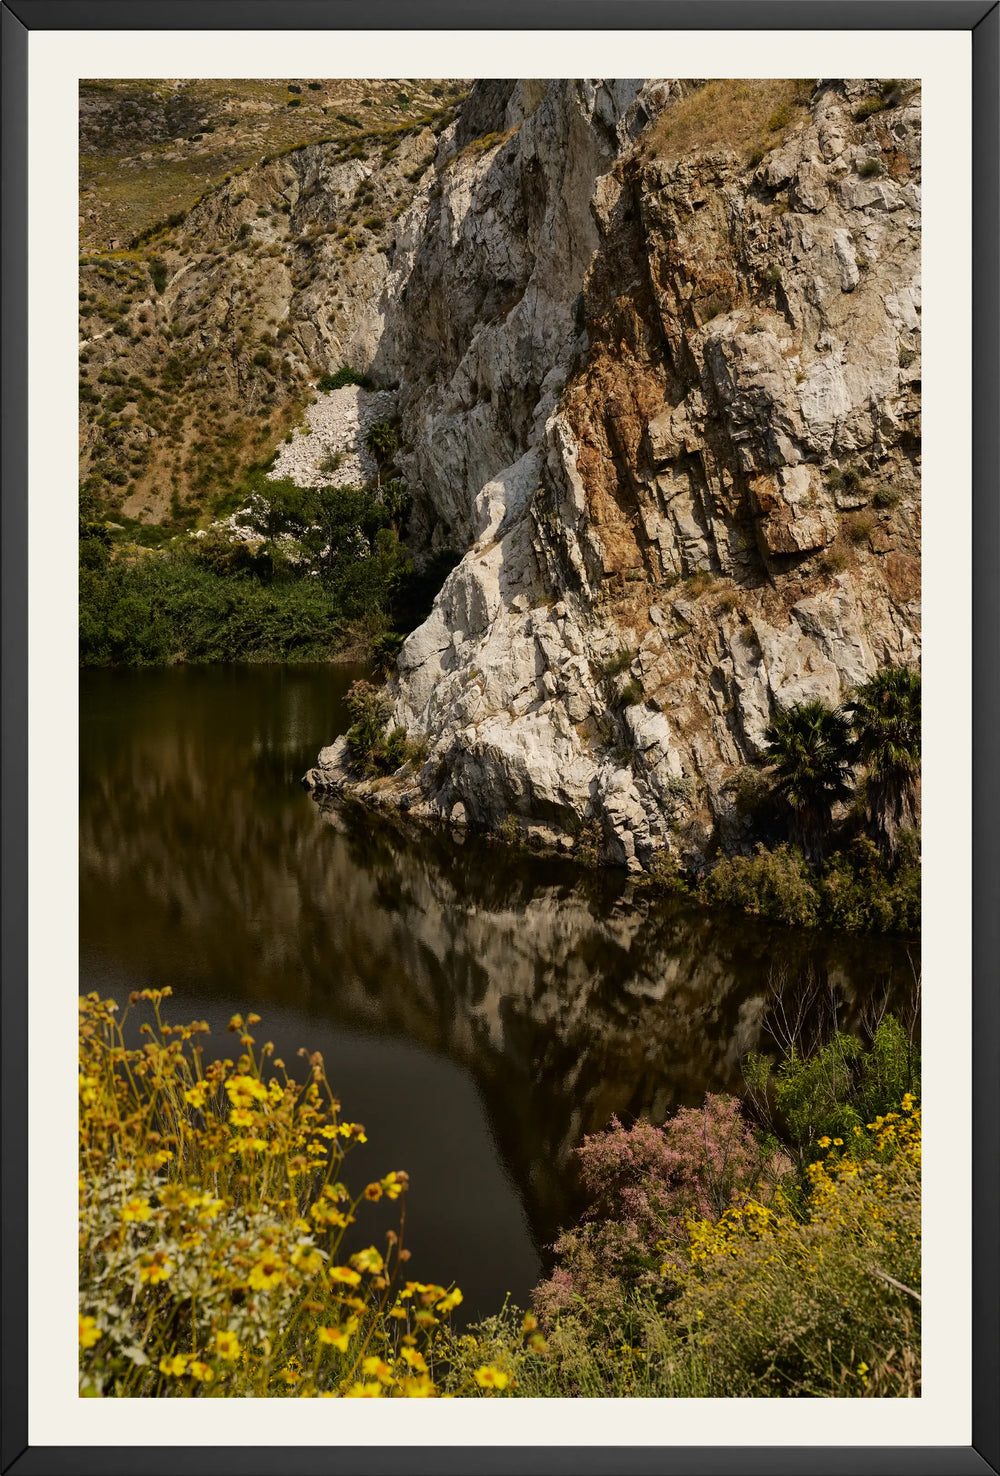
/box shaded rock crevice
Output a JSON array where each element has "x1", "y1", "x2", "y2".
[{"x1": 305, "y1": 78, "x2": 921, "y2": 873}]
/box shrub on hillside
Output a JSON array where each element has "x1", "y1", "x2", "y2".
[
  {"x1": 79, "y1": 551, "x2": 349, "y2": 666},
  {"x1": 505, "y1": 1017, "x2": 921, "y2": 1398},
  {"x1": 669, "y1": 1100, "x2": 920, "y2": 1396},
  {"x1": 533, "y1": 1097, "x2": 787, "y2": 1323},
  {"x1": 344, "y1": 680, "x2": 408, "y2": 778},
  {"x1": 317, "y1": 366, "x2": 371, "y2": 392},
  {"x1": 744, "y1": 1012, "x2": 919, "y2": 1172},
  {"x1": 820, "y1": 834, "x2": 921, "y2": 933},
  {"x1": 698, "y1": 844, "x2": 821, "y2": 927}
]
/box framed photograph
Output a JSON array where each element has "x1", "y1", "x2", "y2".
[{"x1": 2, "y1": 2, "x2": 997, "y2": 1472}]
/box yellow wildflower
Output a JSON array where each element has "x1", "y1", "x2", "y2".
[
  {"x1": 159, "y1": 1354, "x2": 189, "y2": 1377},
  {"x1": 317, "y1": 1325, "x2": 352, "y2": 1352},
  {"x1": 350, "y1": 1246, "x2": 384, "y2": 1275},
  {"x1": 79, "y1": 1315, "x2": 101, "y2": 1348},
  {"x1": 214, "y1": 1329, "x2": 241, "y2": 1361},
  {"x1": 437, "y1": 1288, "x2": 463, "y2": 1314},
  {"x1": 400, "y1": 1347, "x2": 428, "y2": 1372},
  {"x1": 137, "y1": 1251, "x2": 174, "y2": 1285},
  {"x1": 398, "y1": 1375, "x2": 435, "y2": 1397},
  {"x1": 345, "y1": 1382, "x2": 382, "y2": 1398},
  {"x1": 361, "y1": 1356, "x2": 394, "y2": 1385},
  {"x1": 189, "y1": 1360, "x2": 214, "y2": 1383},
  {"x1": 120, "y1": 1198, "x2": 152, "y2": 1223},
  {"x1": 291, "y1": 1244, "x2": 324, "y2": 1275},
  {"x1": 225, "y1": 1073, "x2": 269, "y2": 1105},
  {"x1": 474, "y1": 1365, "x2": 509, "y2": 1390},
  {"x1": 310, "y1": 1202, "x2": 350, "y2": 1229},
  {"x1": 248, "y1": 1256, "x2": 287, "y2": 1291},
  {"x1": 329, "y1": 1265, "x2": 362, "y2": 1287}
]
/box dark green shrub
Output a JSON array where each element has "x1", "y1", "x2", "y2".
[
  {"x1": 853, "y1": 96, "x2": 886, "y2": 122},
  {"x1": 79, "y1": 548, "x2": 351, "y2": 667},
  {"x1": 845, "y1": 512, "x2": 875, "y2": 545},
  {"x1": 344, "y1": 679, "x2": 408, "y2": 777},
  {"x1": 699, "y1": 844, "x2": 820, "y2": 927},
  {"x1": 616, "y1": 678, "x2": 643, "y2": 708},
  {"x1": 600, "y1": 647, "x2": 636, "y2": 679},
  {"x1": 370, "y1": 629, "x2": 405, "y2": 677},
  {"x1": 365, "y1": 420, "x2": 399, "y2": 465},
  {"x1": 744, "y1": 1011, "x2": 918, "y2": 1166},
  {"x1": 317, "y1": 365, "x2": 370, "y2": 391},
  {"x1": 722, "y1": 766, "x2": 773, "y2": 819},
  {"x1": 820, "y1": 835, "x2": 920, "y2": 934}
]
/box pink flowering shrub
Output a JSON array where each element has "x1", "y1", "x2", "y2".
[{"x1": 534, "y1": 1094, "x2": 787, "y2": 1323}]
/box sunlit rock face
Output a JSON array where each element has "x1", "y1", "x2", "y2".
[{"x1": 306, "y1": 79, "x2": 921, "y2": 871}]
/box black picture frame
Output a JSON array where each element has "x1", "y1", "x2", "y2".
[{"x1": 2, "y1": 3, "x2": 997, "y2": 1472}]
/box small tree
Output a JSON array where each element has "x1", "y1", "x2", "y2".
[
  {"x1": 845, "y1": 666, "x2": 921, "y2": 857},
  {"x1": 364, "y1": 421, "x2": 398, "y2": 488},
  {"x1": 763, "y1": 701, "x2": 854, "y2": 861}
]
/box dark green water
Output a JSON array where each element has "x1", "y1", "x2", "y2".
[{"x1": 79, "y1": 664, "x2": 917, "y2": 1321}]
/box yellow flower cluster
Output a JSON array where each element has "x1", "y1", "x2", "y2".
[
  {"x1": 78, "y1": 991, "x2": 469, "y2": 1399},
  {"x1": 670, "y1": 1094, "x2": 921, "y2": 1393}
]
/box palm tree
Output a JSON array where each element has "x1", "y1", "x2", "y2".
[
  {"x1": 365, "y1": 421, "x2": 399, "y2": 490},
  {"x1": 763, "y1": 700, "x2": 854, "y2": 861},
  {"x1": 845, "y1": 666, "x2": 921, "y2": 857}
]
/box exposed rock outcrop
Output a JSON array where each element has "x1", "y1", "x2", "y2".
[{"x1": 298, "y1": 79, "x2": 923, "y2": 871}]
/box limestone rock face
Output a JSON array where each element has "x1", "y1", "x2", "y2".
[{"x1": 306, "y1": 79, "x2": 921, "y2": 870}]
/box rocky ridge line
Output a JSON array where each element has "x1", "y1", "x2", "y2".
[{"x1": 294, "y1": 78, "x2": 921, "y2": 871}]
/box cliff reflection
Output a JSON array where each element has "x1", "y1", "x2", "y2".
[{"x1": 80, "y1": 666, "x2": 916, "y2": 1307}]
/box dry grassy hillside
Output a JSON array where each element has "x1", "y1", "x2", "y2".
[{"x1": 80, "y1": 77, "x2": 468, "y2": 250}]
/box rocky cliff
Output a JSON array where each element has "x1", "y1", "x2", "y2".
[
  {"x1": 79, "y1": 84, "x2": 464, "y2": 523},
  {"x1": 303, "y1": 77, "x2": 921, "y2": 873}
]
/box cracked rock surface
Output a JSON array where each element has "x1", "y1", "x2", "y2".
[{"x1": 304, "y1": 79, "x2": 921, "y2": 872}]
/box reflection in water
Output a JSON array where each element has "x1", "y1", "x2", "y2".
[{"x1": 80, "y1": 665, "x2": 917, "y2": 1320}]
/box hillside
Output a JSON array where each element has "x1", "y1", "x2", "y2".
[
  {"x1": 79, "y1": 78, "x2": 466, "y2": 527},
  {"x1": 80, "y1": 77, "x2": 921, "y2": 874}
]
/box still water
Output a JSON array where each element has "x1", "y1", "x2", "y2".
[{"x1": 80, "y1": 664, "x2": 917, "y2": 1321}]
